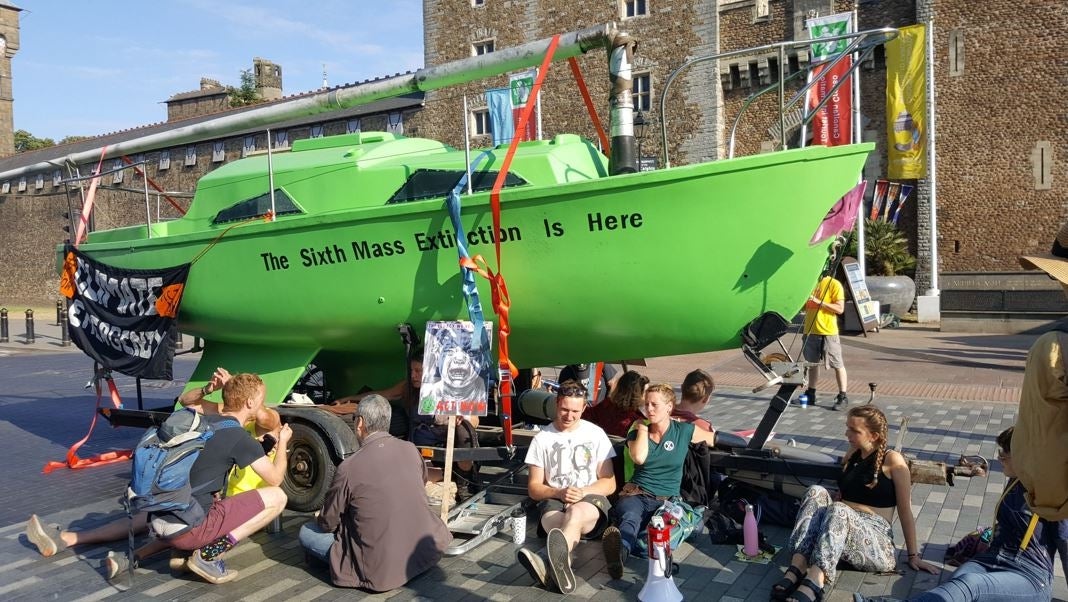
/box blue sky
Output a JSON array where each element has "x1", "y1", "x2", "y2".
[{"x1": 12, "y1": 0, "x2": 425, "y2": 141}]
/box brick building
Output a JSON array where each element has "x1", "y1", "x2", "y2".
[{"x1": 412, "y1": 0, "x2": 1066, "y2": 321}]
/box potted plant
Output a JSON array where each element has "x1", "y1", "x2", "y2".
[{"x1": 846, "y1": 219, "x2": 917, "y2": 316}]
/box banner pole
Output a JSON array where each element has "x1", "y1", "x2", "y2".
[
  {"x1": 852, "y1": 5, "x2": 866, "y2": 275},
  {"x1": 925, "y1": 19, "x2": 939, "y2": 295}
]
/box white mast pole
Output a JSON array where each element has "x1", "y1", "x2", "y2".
[{"x1": 925, "y1": 18, "x2": 939, "y2": 295}]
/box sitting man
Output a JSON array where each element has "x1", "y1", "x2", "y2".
[
  {"x1": 672, "y1": 369, "x2": 715, "y2": 432},
  {"x1": 516, "y1": 380, "x2": 616, "y2": 594},
  {"x1": 25, "y1": 372, "x2": 290, "y2": 586},
  {"x1": 299, "y1": 395, "x2": 452, "y2": 592}
]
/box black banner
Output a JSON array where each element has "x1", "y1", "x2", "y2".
[{"x1": 60, "y1": 244, "x2": 190, "y2": 380}]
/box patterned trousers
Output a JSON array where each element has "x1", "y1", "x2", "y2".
[{"x1": 788, "y1": 485, "x2": 897, "y2": 583}]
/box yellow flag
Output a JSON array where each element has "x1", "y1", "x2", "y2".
[{"x1": 886, "y1": 24, "x2": 926, "y2": 179}]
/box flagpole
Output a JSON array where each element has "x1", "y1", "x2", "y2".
[
  {"x1": 463, "y1": 95, "x2": 473, "y2": 195},
  {"x1": 852, "y1": 4, "x2": 865, "y2": 276},
  {"x1": 925, "y1": 18, "x2": 939, "y2": 295},
  {"x1": 536, "y1": 69, "x2": 543, "y2": 140}
]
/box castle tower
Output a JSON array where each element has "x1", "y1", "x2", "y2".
[
  {"x1": 253, "y1": 57, "x2": 282, "y2": 101},
  {"x1": 0, "y1": 2, "x2": 21, "y2": 157}
]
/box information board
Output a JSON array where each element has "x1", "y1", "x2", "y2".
[{"x1": 838, "y1": 257, "x2": 879, "y2": 333}]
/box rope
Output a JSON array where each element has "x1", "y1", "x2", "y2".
[
  {"x1": 43, "y1": 370, "x2": 132, "y2": 473},
  {"x1": 445, "y1": 150, "x2": 494, "y2": 363},
  {"x1": 568, "y1": 57, "x2": 610, "y2": 152},
  {"x1": 121, "y1": 155, "x2": 187, "y2": 215}
]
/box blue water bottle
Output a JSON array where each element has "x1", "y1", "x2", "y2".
[{"x1": 797, "y1": 392, "x2": 809, "y2": 409}]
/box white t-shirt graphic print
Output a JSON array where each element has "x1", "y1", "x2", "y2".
[{"x1": 525, "y1": 420, "x2": 615, "y2": 489}]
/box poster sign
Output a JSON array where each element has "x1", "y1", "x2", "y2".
[
  {"x1": 839, "y1": 257, "x2": 879, "y2": 332},
  {"x1": 886, "y1": 24, "x2": 927, "y2": 178},
  {"x1": 419, "y1": 321, "x2": 494, "y2": 417},
  {"x1": 508, "y1": 70, "x2": 538, "y2": 142},
  {"x1": 59, "y1": 244, "x2": 189, "y2": 379},
  {"x1": 806, "y1": 12, "x2": 854, "y2": 147}
]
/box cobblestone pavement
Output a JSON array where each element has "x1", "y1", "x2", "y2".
[{"x1": 1, "y1": 324, "x2": 1064, "y2": 601}]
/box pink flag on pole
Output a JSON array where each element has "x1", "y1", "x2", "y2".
[{"x1": 810, "y1": 180, "x2": 868, "y2": 244}]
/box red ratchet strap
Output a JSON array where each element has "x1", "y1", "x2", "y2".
[
  {"x1": 568, "y1": 57, "x2": 610, "y2": 152},
  {"x1": 73, "y1": 146, "x2": 108, "y2": 246},
  {"x1": 468, "y1": 34, "x2": 559, "y2": 446},
  {"x1": 121, "y1": 155, "x2": 187, "y2": 215},
  {"x1": 43, "y1": 374, "x2": 131, "y2": 473},
  {"x1": 591, "y1": 362, "x2": 604, "y2": 403}
]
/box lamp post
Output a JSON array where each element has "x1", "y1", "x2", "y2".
[{"x1": 633, "y1": 110, "x2": 649, "y2": 171}]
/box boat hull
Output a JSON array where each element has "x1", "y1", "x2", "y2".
[{"x1": 72, "y1": 143, "x2": 871, "y2": 391}]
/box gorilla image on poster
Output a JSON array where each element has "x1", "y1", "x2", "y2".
[{"x1": 419, "y1": 321, "x2": 493, "y2": 417}]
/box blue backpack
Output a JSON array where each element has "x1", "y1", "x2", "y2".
[{"x1": 125, "y1": 409, "x2": 241, "y2": 534}]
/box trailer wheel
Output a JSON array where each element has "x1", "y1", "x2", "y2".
[{"x1": 283, "y1": 422, "x2": 336, "y2": 512}]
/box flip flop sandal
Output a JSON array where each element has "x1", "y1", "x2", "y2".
[
  {"x1": 786, "y1": 577, "x2": 824, "y2": 602},
  {"x1": 770, "y1": 565, "x2": 804, "y2": 601}
]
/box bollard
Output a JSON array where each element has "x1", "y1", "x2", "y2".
[
  {"x1": 267, "y1": 515, "x2": 282, "y2": 534},
  {"x1": 0, "y1": 308, "x2": 8, "y2": 343},
  {"x1": 175, "y1": 332, "x2": 183, "y2": 349},
  {"x1": 60, "y1": 308, "x2": 71, "y2": 347},
  {"x1": 56, "y1": 300, "x2": 63, "y2": 325},
  {"x1": 24, "y1": 308, "x2": 35, "y2": 344}
]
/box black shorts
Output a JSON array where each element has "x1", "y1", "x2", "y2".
[{"x1": 536, "y1": 493, "x2": 612, "y2": 540}]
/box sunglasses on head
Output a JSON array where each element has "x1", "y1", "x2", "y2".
[{"x1": 558, "y1": 384, "x2": 588, "y2": 398}]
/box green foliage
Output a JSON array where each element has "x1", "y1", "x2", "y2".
[
  {"x1": 845, "y1": 218, "x2": 917, "y2": 276},
  {"x1": 59, "y1": 135, "x2": 90, "y2": 145},
  {"x1": 14, "y1": 129, "x2": 55, "y2": 153},
  {"x1": 226, "y1": 69, "x2": 262, "y2": 108}
]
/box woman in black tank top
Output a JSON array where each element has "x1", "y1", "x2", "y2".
[{"x1": 771, "y1": 405, "x2": 939, "y2": 602}]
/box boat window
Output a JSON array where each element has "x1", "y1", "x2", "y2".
[
  {"x1": 211, "y1": 189, "x2": 302, "y2": 224},
  {"x1": 386, "y1": 169, "x2": 527, "y2": 204}
]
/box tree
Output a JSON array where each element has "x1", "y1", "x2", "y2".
[
  {"x1": 59, "y1": 135, "x2": 90, "y2": 145},
  {"x1": 226, "y1": 69, "x2": 262, "y2": 108},
  {"x1": 14, "y1": 129, "x2": 55, "y2": 153}
]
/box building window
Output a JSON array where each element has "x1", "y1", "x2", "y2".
[
  {"x1": 159, "y1": 150, "x2": 171, "y2": 170},
  {"x1": 754, "y1": 0, "x2": 769, "y2": 20},
  {"x1": 471, "y1": 109, "x2": 492, "y2": 136},
  {"x1": 242, "y1": 136, "x2": 256, "y2": 157},
  {"x1": 472, "y1": 40, "x2": 495, "y2": 56},
  {"x1": 35, "y1": 173, "x2": 44, "y2": 190},
  {"x1": 387, "y1": 112, "x2": 404, "y2": 135},
  {"x1": 949, "y1": 28, "x2": 965, "y2": 77},
  {"x1": 622, "y1": 0, "x2": 648, "y2": 18},
  {"x1": 274, "y1": 131, "x2": 289, "y2": 149},
  {"x1": 17, "y1": 177, "x2": 26, "y2": 192},
  {"x1": 53, "y1": 170, "x2": 62, "y2": 186},
  {"x1": 112, "y1": 159, "x2": 124, "y2": 184},
  {"x1": 184, "y1": 146, "x2": 197, "y2": 167},
  {"x1": 311, "y1": 124, "x2": 325, "y2": 138},
  {"x1": 1, "y1": 181, "x2": 8, "y2": 194},
  {"x1": 347, "y1": 119, "x2": 361, "y2": 134},
  {"x1": 212, "y1": 141, "x2": 225, "y2": 163},
  {"x1": 472, "y1": 0, "x2": 485, "y2": 6},
  {"x1": 632, "y1": 72, "x2": 651, "y2": 112}
]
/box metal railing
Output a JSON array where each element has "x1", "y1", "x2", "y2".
[{"x1": 658, "y1": 27, "x2": 899, "y2": 168}]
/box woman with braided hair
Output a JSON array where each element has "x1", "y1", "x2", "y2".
[{"x1": 771, "y1": 405, "x2": 939, "y2": 602}]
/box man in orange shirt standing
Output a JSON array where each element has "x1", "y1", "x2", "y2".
[{"x1": 801, "y1": 275, "x2": 849, "y2": 408}]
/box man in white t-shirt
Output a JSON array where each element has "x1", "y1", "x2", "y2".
[{"x1": 516, "y1": 380, "x2": 616, "y2": 594}]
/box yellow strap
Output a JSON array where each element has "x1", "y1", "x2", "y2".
[
  {"x1": 1020, "y1": 513, "x2": 1040, "y2": 551},
  {"x1": 992, "y1": 478, "x2": 1040, "y2": 551}
]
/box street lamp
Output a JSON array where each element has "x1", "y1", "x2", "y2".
[{"x1": 633, "y1": 110, "x2": 649, "y2": 171}]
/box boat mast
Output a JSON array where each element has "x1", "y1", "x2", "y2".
[{"x1": 0, "y1": 23, "x2": 626, "y2": 183}]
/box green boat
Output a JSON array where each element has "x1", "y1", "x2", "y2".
[
  {"x1": 57, "y1": 22, "x2": 876, "y2": 403},
  {"x1": 73, "y1": 129, "x2": 867, "y2": 395}
]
